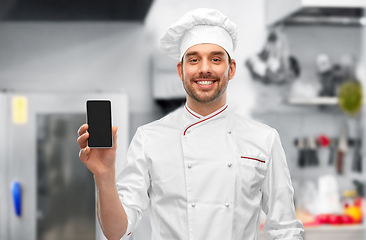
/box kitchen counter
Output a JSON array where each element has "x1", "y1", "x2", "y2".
[{"x1": 259, "y1": 224, "x2": 364, "y2": 240}]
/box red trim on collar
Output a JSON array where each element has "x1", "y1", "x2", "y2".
[
  {"x1": 183, "y1": 105, "x2": 228, "y2": 136},
  {"x1": 185, "y1": 105, "x2": 201, "y2": 119},
  {"x1": 241, "y1": 156, "x2": 265, "y2": 163}
]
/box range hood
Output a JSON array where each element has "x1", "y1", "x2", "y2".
[
  {"x1": 0, "y1": 0, "x2": 153, "y2": 21},
  {"x1": 266, "y1": 0, "x2": 366, "y2": 26}
]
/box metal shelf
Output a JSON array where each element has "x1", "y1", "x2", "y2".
[{"x1": 288, "y1": 97, "x2": 338, "y2": 105}]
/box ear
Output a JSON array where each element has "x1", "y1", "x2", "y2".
[
  {"x1": 177, "y1": 61, "x2": 183, "y2": 82},
  {"x1": 228, "y1": 59, "x2": 236, "y2": 80}
]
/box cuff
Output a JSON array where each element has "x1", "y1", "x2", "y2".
[{"x1": 119, "y1": 203, "x2": 135, "y2": 239}]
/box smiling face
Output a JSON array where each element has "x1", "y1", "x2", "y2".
[{"x1": 177, "y1": 43, "x2": 236, "y2": 113}]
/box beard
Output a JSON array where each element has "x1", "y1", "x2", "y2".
[{"x1": 182, "y1": 73, "x2": 229, "y2": 104}]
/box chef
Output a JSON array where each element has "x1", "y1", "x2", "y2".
[{"x1": 77, "y1": 8, "x2": 304, "y2": 240}]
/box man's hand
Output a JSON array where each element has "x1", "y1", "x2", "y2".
[
  {"x1": 77, "y1": 124, "x2": 128, "y2": 239},
  {"x1": 77, "y1": 124, "x2": 118, "y2": 177}
]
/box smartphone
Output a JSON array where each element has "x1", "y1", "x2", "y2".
[{"x1": 86, "y1": 100, "x2": 113, "y2": 148}]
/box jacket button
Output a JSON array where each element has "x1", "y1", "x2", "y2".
[
  {"x1": 191, "y1": 203, "x2": 196, "y2": 207},
  {"x1": 225, "y1": 203, "x2": 229, "y2": 207},
  {"x1": 188, "y1": 164, "x2": 192, "y2": 169},
  {"x1": 228, "y1": 163, "x2": 232, "y2": 167}
]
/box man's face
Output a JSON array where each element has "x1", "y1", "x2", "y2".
[{"x1": 177, "y1": 44, "x2": 236, "y2": 105}]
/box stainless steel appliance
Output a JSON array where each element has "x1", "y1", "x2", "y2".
[{"x1": 0, "y1": 92, "x2": 129, "y2": 240}]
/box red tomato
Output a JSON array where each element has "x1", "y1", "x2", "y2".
[
  {"x1": 341, "y1": 214, "x2": 355, "y2": 224},
  {"x1": 315, "y1": 214, "x2": 330, "y2": 224},
  {"x1": 328, "y1": 214, "x2": 342, "y2": 225}
]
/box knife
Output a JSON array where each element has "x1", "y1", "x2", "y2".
[{"x1": 336, "y1": 121, "x2": 348, "y2": 174}]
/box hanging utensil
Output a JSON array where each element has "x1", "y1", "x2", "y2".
[
  {"x1": 297, "y1": 137, "x2": 306, "y2": 168},
  {"x1": 336, "y1": 121, "x2": 348, "y2": 174},
  {"x1": 352, "y1": 139, "x2": 362, "y2": 172},
  {"x1": 352, "y1": 115, "x2": 362, "y2": 172},
  {"x1": 328, "y1": 138, "x2": 336, "y2": 166},
  {"x1": 317, "y1": 134, "x2": 330, "y2": 167},
  {"x1": 308, "y1": 136, "x2": 319, "y2": 166}
]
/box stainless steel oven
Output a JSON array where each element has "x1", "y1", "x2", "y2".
[{"x1": 0, "y1": 92, "x2": 129, "y2": 240}]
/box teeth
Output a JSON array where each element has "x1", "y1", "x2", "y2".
[{"x1": 197, "y1": 81, "x2": 214, "y2": 85}]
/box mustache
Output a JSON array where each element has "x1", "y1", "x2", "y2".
[{"x1": 191, "y1": 74, "x2": 220, "y2": 81}]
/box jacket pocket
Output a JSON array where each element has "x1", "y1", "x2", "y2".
[{"x1": 237, "y1": 155, "x2": 268, "y2": 195}]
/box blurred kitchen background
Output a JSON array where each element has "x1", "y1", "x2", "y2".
[{"x1": 1, "y1": 0, "x2": 366, "y2": 239}]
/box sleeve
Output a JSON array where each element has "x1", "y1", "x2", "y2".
[
  {"x1": 116, "y1": 127, "x2": 151, "y2": 239},
  {"x1": 261, "y1": 129, "x2": 304, "y2": 240}
]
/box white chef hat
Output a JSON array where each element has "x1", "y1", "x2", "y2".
[{"x1": 160, "y1": 8, "x2": 237, "y2": 60}]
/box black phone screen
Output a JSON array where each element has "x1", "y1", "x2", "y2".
[{"x1": 86, "y1": 100, "x2": 113, "y2": 148}]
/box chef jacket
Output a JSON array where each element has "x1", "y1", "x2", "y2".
[{"x1": 116, "y1": 104, "x2": 304, "y2": 240}]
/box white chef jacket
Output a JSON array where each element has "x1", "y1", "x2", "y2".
[{"x1": 116, "y1": 104, "x2": 304, "y2": 240}]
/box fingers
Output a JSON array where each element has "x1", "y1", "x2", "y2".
[
  {"x1": 112, "y1": 126, "x2": 118, "y2": 136},
  {"x1": 112, "y1": 126, "x2": 118, "y2": 150},
  {"x1": 77, "y1": 124, "x2": 89, "y2": 149},
  {"x1": 79, "y1": 146, "x2": 90, "y2": 163},
  {"x1": 77, "y1": 131, "x2": 89, "y2": 149},
  {"x1": 77, "y1": 124, "x2": 88, "y2": 136}
]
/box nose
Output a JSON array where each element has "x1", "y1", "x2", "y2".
[{"x1": 199, "y1": 59, "x2": 211, "y2": 74}]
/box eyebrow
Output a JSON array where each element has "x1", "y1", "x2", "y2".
[
  {"x1": 185, "y1": 51, "x2": 198, "y2": 57},
  {"x1": 184, "y1": 51, "x2": 226, "y2": 58},
  {"x1": 211, "y1": 51, "x2": 226, "y2": 56}
]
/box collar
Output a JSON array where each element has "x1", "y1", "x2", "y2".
[
  {"x1": 183, "y1": 103, "x2": 229, "y2": 135},
  {"x1": 184, "y1": 103, "x2": 203, "y2": 120}
]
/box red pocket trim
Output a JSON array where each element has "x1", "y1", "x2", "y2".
[{"x1": 241, "y1": 156, "x2": 265, "y2": 163}]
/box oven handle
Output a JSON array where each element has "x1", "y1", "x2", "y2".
[{"x1": 11, "y1": 181, "x2": 22, "y2": 217}]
